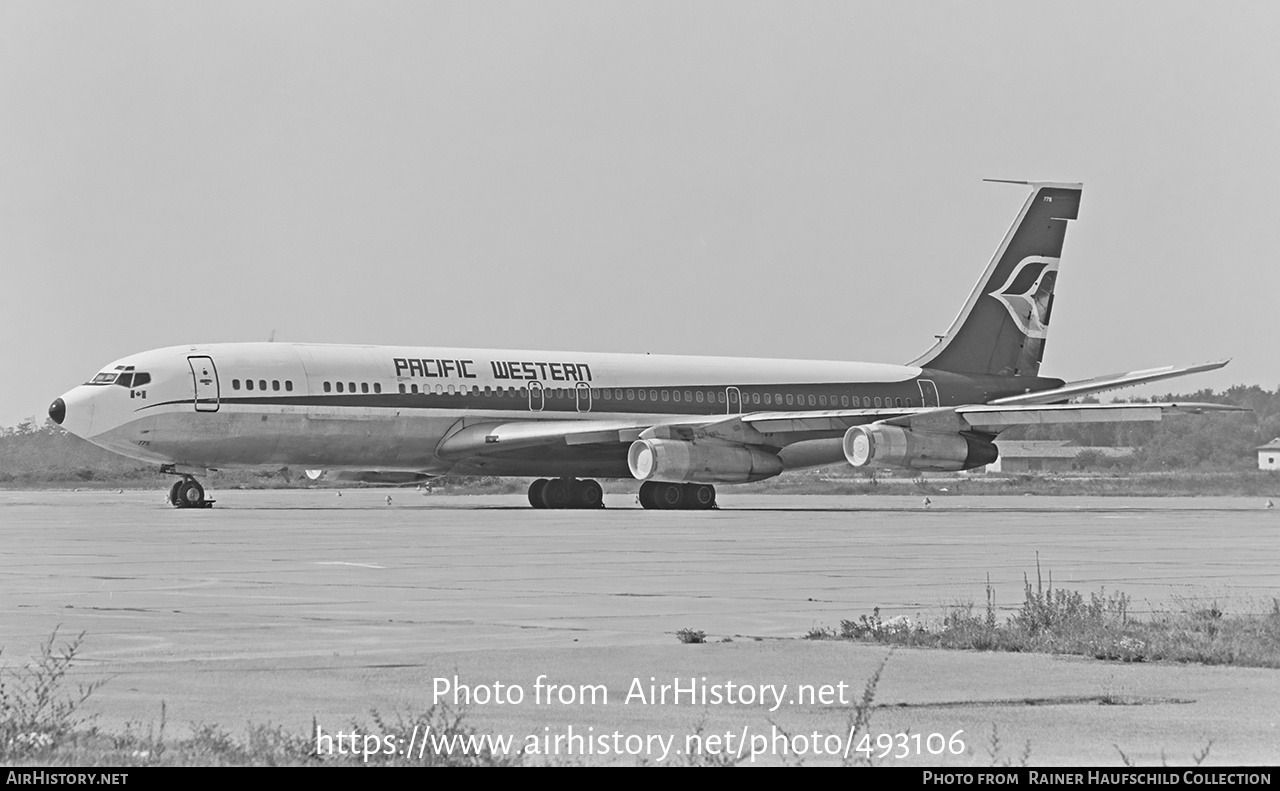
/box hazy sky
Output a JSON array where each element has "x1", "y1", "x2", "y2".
[{"x1": 3, "y1": 1, "x2": 1278, "y2": 427}]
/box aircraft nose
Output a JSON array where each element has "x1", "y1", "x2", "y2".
[{"x1": 49, "y1": 397, "x2": 66, "y2": 425}]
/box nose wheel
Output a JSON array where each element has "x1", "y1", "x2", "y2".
[{"x1": 167, "y1": 473, "x2": 214, "y2": 509}]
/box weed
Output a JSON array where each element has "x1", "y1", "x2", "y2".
[
  {"x1": 986, "y1": 723, "x2": 1031, "y2": 767},
  {"x1": 827, "y1": 557, "x2": 1280, "y2": 668},
  {"x1": 1, "y1": 627, "x2": 106, "y2": 760},
  {"x1": 676, "y1": 629, "x2": 706, "y2": 644}
]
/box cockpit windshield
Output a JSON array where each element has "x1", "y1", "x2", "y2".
[{"x1": 85, "y1": 366, "x2": 151, "y2": 387}]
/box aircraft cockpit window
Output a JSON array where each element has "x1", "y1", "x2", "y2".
[
  {"x1": 115, "y1": 373, "x2": 134, "y2": 388},
  {"x1": 88, "y1": 372, "x2": 118, "y2": 385}
]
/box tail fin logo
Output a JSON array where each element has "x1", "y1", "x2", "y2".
[{"x1": 988, "y1": 256, "x2": 1059, "y2": 339}]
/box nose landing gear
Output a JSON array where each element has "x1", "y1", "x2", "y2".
[{"x1": 163, "y1": 467, "x2": 215, "y2": 509}]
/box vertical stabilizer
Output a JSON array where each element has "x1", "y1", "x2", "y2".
[{"x1": 910, "y1": 181, "x2": 1082, "y2": 377}]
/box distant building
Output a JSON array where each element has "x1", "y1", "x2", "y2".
[
  {"x1": 1258, "y1": 439, "x2": 1280, "y2": 472},
  {"x1": 982, "y1": 440, "x2": 1135, "y2": 473}
]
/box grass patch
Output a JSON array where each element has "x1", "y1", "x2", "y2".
[{"x1": 826, "y1": 558, "x2": 1280, "y2": 668}]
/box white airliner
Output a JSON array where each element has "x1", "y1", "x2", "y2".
[{"x1": 49, "y1": 181, "x2": 1241, "y2": 509}]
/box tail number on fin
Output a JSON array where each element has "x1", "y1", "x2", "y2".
[{"x1": 988, "y1": 256, "x2": 1058, "y2": 339}]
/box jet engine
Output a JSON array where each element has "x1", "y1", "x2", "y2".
[
  {"x1": 843, "y1": 425, "x2": 997, "y2": 472},
  {"x1": 627, "y1": 439, "x2": 784, "y2": 484}
]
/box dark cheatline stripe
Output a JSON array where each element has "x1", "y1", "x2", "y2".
[{"x1": 135, "y1": 379, "x2": 964, "y2": 416}]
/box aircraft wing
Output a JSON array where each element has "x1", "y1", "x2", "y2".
[
  {"x1": 435, "y1": 419, "x2": 658, "y2": 458},
  {"x1": 947, "y1": 401, "x2": 1247, "y2": 433},
  {"x1": 736, "y1": 400, "x2": 1245, "y2": 436},
  {"x1": 988, "y1": 359, "x2": 1231, "y2": 406}
]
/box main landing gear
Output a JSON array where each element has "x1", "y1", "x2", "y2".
[
  {"x1": 163, "y1": 467, "x2": 214, "y2": 509},
  {"x1": 528, "y1": 478, "x2": 604, "y2": 509},
  {"x1": 638, "y1": 481, "x2": 717, "y2": 510}
]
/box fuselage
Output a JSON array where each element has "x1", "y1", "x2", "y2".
[{"x1": 51, "y1": 342, "x2": 1062, "y2": 478}]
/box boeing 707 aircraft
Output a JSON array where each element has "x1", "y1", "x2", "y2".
[{"x1": 48, "y1": 181, "x2": 1241, "y2": 509}]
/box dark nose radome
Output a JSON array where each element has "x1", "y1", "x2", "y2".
[{"x1": 49, "y1": 398, "x2": 66, "y2": 425}]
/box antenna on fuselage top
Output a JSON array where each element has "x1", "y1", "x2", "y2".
[{"x1": 268, "y1": 330, "x2": 276, "y2": 343}]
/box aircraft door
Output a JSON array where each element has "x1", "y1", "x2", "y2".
[
  {"x1": 188, "y1": 356, "x2": 220, "y2": 412},
  {"x1": 918, "y1": 379, "x2": 940, "y2": 408},
  {"x1": 725, "y1": 386, "x2": 742, "y2": 415},
  {"x1": 575, "y1": 382, "x2": 592, "y2": 412},
  {"x1": 528, "y1": 381, "x2": 544, "y2": 412}
]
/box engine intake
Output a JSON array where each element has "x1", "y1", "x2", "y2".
[
  {"x1": 628, "y1": 439, "x2": 783, "y2": 484},
  {"x1": 843, "y1": 425, "x2": 997, "y2": 472}
]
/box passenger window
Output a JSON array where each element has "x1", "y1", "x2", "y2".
[
  {"x1": 895, "y1": 398, "x2": 903, "y2": 408},
  {"x1": 348, "y1": 382, "x2": 355, "y2": 393},
  {"x1": 841, "y1": 395, "x2": 849, "y2": 407},
  {"x1": 285, "y1": 381, "x2": 293, "y2": 392},
  {"x1": 374, "y1": 383, "x2": 381, "y2": 394},
  {"x1": 696, "y1": 391, "x2": 704, "y2": 403},
  {"x1": 819, "y1": 395, "x2": 827, "y2": 406},
  {"x1": 906, "y1": 398, "x2": 913, "y2": 407},
  {"x1": 685, "y1": 391, "x2": 693, "y2": 402},
  {"x1": 361, "y1": 383, "x2": 369, "y2": 394},
  {"x1": 272, "y1": 380, "x2": 280, "y2": 391},
  {"x1": 752, "y1": 393, "x2": 760, "y2": 405},
  {"x1": 233, "y1": 379, "x2": 241, "y2": 391},
  {"x1": 627, "y1": 389, "x2": 635, "y2": 400},
  {"x1": 399, "y1": 384, "x2": 406, "y2": 394},
  {"x1": 638, "y1": 390, "x2": 646, "y2": 401},
  {"x1": 874, "y1": 397, "x2": 881, "y2": 407},
  {"x1": 246, "y1": 379, "x2": 255, "y2": 391},
  {"x1": 259, "y1": 380, "x2": 267, "y2": 391},
  {"x1": 661, "y1": 390, "x2": 669, "y2": 402},
  {"x1": 324, "y1": 382, "x2": 331, "y2": 393},
  {"x1": 484, "y1": 386, "x2": 491, "y2": 396},
  {"x1": 411, "y1": 384, "x2": 419, "y2": 394},
  {"x1": 785, "y1": 394, "x2": 793, "y2": 406},
  {"x1": 613, "y1": 389, "x2": 622, "y2": 400},
  {"x1": 672, "y1": 391, "x2": 681, "y2": 402},
  {"x1": 717, "y1": 392, "x2": 725, "y2": 403},
  {"x1": 650, "y1": 390, "x2": 658, "y2": 401},
  {"x1": 764, "y1": 393, "x2": 771, "y2": 405},
  {"x1": 435, "y1": 385, "x2": 443, "y2": 394}
]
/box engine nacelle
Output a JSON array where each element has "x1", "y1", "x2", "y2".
[
  {"x1": 304, "y1": 469, "x2": 435, "y2": 485},
  {"x1": 843, "y1": 425, "x2": 998, "y2": 472},
  {"x1": 627, "y1": 439, "x2": 784, "y2": 484}
]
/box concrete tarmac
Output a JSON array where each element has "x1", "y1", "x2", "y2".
[{"x1": 1, "y1": 489, "x2": 1277, "y2": 766}]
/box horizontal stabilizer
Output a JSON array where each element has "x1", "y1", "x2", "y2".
[{"x1": 990, "y1": 360, "x2": 1231, "y2": 406}]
